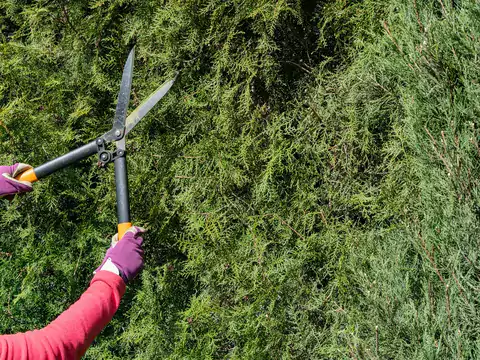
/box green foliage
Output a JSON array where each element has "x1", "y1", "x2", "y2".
[{"x1": 1, "y1": 0, "x2": 480, "y2": 358}]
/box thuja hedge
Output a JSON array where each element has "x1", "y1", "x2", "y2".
[{"x1": 1, "y1": 0, "x2": 480, "y2": 358}]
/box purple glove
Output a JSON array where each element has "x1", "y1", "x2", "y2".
[
  {"x1": 95, "y1": 226, "x2": 145, "y2": 284},
  {"x1": 0, "y1": 163, "x2": 33, "y2": 199}
]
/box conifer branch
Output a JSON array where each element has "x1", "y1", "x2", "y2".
[
  {"x1": 413, "y1": 0, "x2": 424, "y2": 33},
  {"x1": 382, "y1": 21, "x2": 404, "y2": 56},
  {"x1": 451, "y1": 271, "x2": 469, "y2": 305},
  {"x1": 55, "y1": 1, "x2": 86, "y2": 44},
  {"x1": 280, "y1": 60, "x2": 312, "y2": 74},
  {"x1": 0, "y1": 119, "x2": 14, "y2": 143},
  {"x1": 418, "y1": 232, "x2": 445, "y2": 285},
  {"x1": 445, "y1": 284, "x2": 451, "y2": 325},
  {"x1": 437, "y1": 0, "x2": 447, "y2": 16},
  {"x1": 263, "y1": 214, "x2": 305, "y2": 241},
  {"x1": 425, "y1": 127, "x2": 452, "y2": 176}
]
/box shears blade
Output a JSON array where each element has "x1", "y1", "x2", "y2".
[
  {"x1": 124, "y1": 74, "x2": 177, "y2": 136},
  {"x1": 114, "y1": 47, "x2": 135, "y2": 151}
]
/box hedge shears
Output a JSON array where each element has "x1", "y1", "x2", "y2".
[{"x1": 15, "y1": 48, "x2": 176, "y2": 239}]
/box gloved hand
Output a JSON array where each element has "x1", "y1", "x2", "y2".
[
  {"x1": 95, "y1": 226, "x2": 145, "y2": 284},
  {"x1": 0, "y1": 163, "x2": 33, "y2": 199}
]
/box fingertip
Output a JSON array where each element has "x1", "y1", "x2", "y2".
[
  {"x1": 111, "y1": 233, "x2": 119, "y2": 247},
  {"x1": 134, "y1": 235, "x2": 144, "y2": 246},
  {"x1": 134, "y1": 226, "x2": 147, "y2": 234}
]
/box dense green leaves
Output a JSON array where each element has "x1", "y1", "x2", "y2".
[{"x1": 1, "y1": 0, "x2": 480, "y2": 358}]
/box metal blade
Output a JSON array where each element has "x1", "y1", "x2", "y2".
[
  {"x1": 124, "y1": 74, "x2": 177, "y2": 136},
  {"x1": 114, "y1": 47, "x2": 135, "y2": 150}
]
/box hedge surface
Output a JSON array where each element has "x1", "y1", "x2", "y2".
[{"x1": 1, "y1": 0, "x2": 480, "y2": 358}]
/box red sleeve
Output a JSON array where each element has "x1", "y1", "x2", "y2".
[{"x1": 0, "y1": 271, "x2": 126, "y2": 360}]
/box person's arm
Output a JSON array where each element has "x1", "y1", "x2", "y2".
[
  {"x1": 0, "y1": 226, "x2": 144, "y2": 360},
  {"x1": 0, "y1": 271, "x2": 125, "y2": 360}
]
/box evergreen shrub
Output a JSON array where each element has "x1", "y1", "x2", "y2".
[{"x1": 1, "y1": 0, "x2": 480, "y2": 358}]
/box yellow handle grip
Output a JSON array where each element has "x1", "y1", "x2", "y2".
[
  {"x1": 118, "y1": 222, "x2": 132, "y2": 240},
  {"x1": 15, "y1": 168, "x2": 38, "y2": 183}
]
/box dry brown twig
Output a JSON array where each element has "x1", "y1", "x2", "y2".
[
  {"x1": 418, "y1": 232, "x2": 445, "y2": 284},
  {"x1": 413, "y1": 0, "x2": 425, "y2": 33},
  {"x1": 383, "y1": 21, "x2": 404, "y2": 55},
  {"x1": 425, "y1": 127, "x2": 453, "y2": 176}
]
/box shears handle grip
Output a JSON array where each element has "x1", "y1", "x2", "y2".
[
  {"x1": 118, "y1": 222, "x2": 133, "y2": 240},
  {"x1": 15, "y1": 168, "x2": 38, "y2": 183}
]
